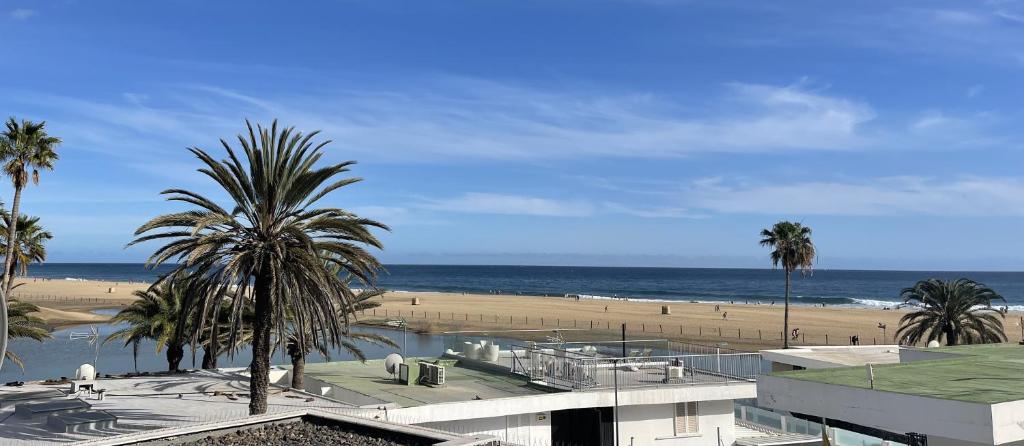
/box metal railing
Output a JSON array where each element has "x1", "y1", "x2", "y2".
[
  {"x1": 530, "y1": 339, "x2": 746, "y2": 357},
  {"x1": 511, "y1": 344, "x2": 761, "y2": 391}
]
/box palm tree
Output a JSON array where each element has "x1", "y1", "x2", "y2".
[
  {"x1": 0, "y1": 117, "x2": 60, "y2": 371},
  {"x1": 285, "y1": 286, "x2": 396, "y2": 389},
  {"x1": 5, "y1": 299, "x2": 52, "y2": 370},
  {"x1": 104, "y1": 276, "x2": 190, "y2": 372},
  {"x1": 199, "y1": 299, "x2": 235, "y2": 370},
  {"x1": 760, "y1": 221, "x2": 816, "y2": 349},
  {"x1": 895, "y1": 278, "x2": 1007, "y2": 346},
  {"x1": 0, "y1": 212, "x2": 52, "y2": 279},
  {"x1": 129, "y1": 120, "x2": 387, "y2": 415}
]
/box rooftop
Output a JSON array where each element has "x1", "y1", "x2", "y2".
[
  {"x1": 761, "y1": 345, "x2": 901, "y2": 369},
  {"x1": 0, "y1": 370, "x2": 358, "y2": 445},
  {"x1": 300, "y1": 358, "x2": 552, "y2": 408},
  {"x1": 775, "y1": 343, "x2": 1024, "y2": 404}
]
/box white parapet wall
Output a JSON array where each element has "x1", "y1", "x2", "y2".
[
  {"x1": 419, "y1": 412, "x2": 552, "y2": 446},
  {"x1": 758, "y1": 375, "x2": 1004, "y2": 445}
]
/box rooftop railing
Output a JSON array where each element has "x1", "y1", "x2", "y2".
[{"x1": 510, "y1": 343, "x2": 761, "y2": 391}]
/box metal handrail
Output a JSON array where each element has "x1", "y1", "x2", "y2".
[{"x1": 510, "y1": 343, "x2": 761, "y2": 391}]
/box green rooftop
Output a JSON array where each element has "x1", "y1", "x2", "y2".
[
  {"x1": 298, "y1": 358, "x2": 554, "y2": 408},
  {"x1": 775, "y1": 344, "x2": 1024, "y2": 404}
]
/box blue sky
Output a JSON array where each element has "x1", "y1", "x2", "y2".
[{"x1": 3, "y1": 1, "x2": 1024, "y2": 270}]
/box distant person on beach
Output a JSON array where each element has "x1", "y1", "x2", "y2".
[
  {"x1": 714, "y1": 305, "x2": 720, "y2": 312},
  {"x1": 604, "y1": 306, "x2": 608, "y2": 312},
  {"x1": 791, "y1": 328, "x2": 800, "y2": 340},
  {"x1": 722, "y1": 312, "x2": 727, "y2": 320}
]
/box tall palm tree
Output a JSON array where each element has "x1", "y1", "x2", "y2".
[
  {"x1": 0, "y1": 117, "x2": 60, "y2": 371},
  {"x1": 895, "y1": 278, "x2": 1006, "y2": 346},
  {"x1": 5, "y1": 299, "x2": 52, "y2": 370},
  {"x1": 285, "y1": 286, "x2": 396, "y2": 389},
  {"x1": 760, "y1": 221, "x2": 816, "y2": 349},
  {"x1": 104, "y1": 276, "x2": 190, "y2": 372},
  {"x1": 0, "y1": 212, "x2": 52, "y2": 279},
  {"x1": 129, "y1": 120, "x2": 386, "y2": 415}
]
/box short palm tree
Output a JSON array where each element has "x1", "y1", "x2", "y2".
[
  {"x1": 5, "y1": 299, "x2": 51, "y2": 370},
  {"x1": 0, "y1": 117, "x2": 60, "y2": 371},
  {"x1": 285, "y1": 286, "x2": 396, "y2": 389},
  {"x1": 105, "y1": 276, "x2": 190, "y2": 372},
  {"x1": 895, "y1": 278, "x2": 1007, "y2": 346},
  {"x1": 760, "y1": 221, "x2": 816, "y2": 349},
  {"x1": 129, "y1": 120, "x2": 386, "y2": 414},
  {"x1": 0, "y1": 212, "x2": 52, "y2": 279}
]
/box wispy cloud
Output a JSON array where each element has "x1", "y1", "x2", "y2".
[
  {"x1": 600, "y1": 202, "x2": 705, "y2": 219},
  {"x1": 10, "y1": 77, "x2": 998, "y2": 165},
  {"x1": 9, "y1": 8, "x2": 35, "y2": 20},
  {"x1": 686, "y1": 176, "x2": 1024, "y2": 217},
  {"x1": 415, "y1": 193, "x2": 706, "y2": 219},
  {"x1": 419, "y1": 193, "x2": 594, "y2": 217}
]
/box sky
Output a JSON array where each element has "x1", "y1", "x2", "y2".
[{"x1": 2, "y1": 1, "x2": 1024, "y2": 270}]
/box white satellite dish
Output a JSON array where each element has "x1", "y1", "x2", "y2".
[{"x1": 385, "y1": 353, "x2": 404, "y2": 375}]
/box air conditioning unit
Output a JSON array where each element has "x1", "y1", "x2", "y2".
[{"x1": 419, "y1": 362, "x2": 445, "y2": 386}]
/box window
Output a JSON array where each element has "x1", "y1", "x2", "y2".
[{"x1": 674, "y1": 402, "x2": 699, "y2": 435}]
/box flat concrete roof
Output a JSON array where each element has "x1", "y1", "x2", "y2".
[
  {"x1": 0, "y1": 370, "x2": 355, "y2": 445},
  {"x1": 761, "y1": 345, "x2": 901, "y2": 369},
  {"x1": 775, "y1": 343, "x2": 1024, "y2": 403},
  {"x1": 301, "y1": 358, "x2": 553, "y2": 408}
]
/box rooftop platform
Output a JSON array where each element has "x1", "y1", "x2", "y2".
[
  {"x1": 775, "y1": 343, "x2": 1024, "y2": 403},
  {"x1": 0, "y1": 369, "x2": 357, "y2": 445},
  {"x1": 761, "y1": 345, "x2": 901, "y2": 369},
  {"x1": 301, "y1": 358, "x2": 552, "y2": 408}
]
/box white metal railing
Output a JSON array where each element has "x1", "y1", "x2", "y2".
[{"x1": 511, "y1": 345, "x2": 761, "y2": 390}]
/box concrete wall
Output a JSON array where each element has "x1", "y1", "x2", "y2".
[
  {"x1": 391, "y1": 382, "x2": 755, "y2": 424},
  {"x1": 758, "y1": 375, "x2": 997, "y2": 444},
  {"x1": 419, "y1": 412, "x2": 552, "y2": 446},
  {"x1": 418, "y1": 401, "x2": 735, "y2": 446},
  {"x1": 616, "y1": 400, "x2": 734, "y2": 446}
]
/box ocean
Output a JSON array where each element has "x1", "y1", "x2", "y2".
[{"x1": 21, "y1": 263, "x2": 1024, "y2": 310}]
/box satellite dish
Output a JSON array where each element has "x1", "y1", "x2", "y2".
[
  {"x1": 927, "y1": 340, "x2": 940, "y2": 348},
  {"x1": 385, "y1": 353, "x2": 404, "y2": 374}
]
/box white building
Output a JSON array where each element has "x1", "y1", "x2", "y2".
[
  {"x1": 758, "y1": 343, "x2": 1024, "y2": 446},
  {"x1": 285, "y1": 339, "x2": 818, "y2": 446}
]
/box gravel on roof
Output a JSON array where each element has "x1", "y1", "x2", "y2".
[{"x1": 172, "y1": 420, "x2": 437, "y2": 446}]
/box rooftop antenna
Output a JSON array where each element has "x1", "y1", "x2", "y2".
[{"x1": 70, "y1": 325, "x2": 101, "y2": 373}]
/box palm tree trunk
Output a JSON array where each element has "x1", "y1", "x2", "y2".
[
  {"x1": 132, "y1": 340, "x2": 140, "y2": 373},
  {"x1": 3, "y1": 184, "x2": 23, "y2": 296},
  {"x1": 0, "y1": 184, "x2": 23, "y2": 371},
  {"x1": 167, "y1": 344, "x2": 184, "y2": 372},
  {"x1": 208, "y1": 317, "x2": 220, "y2": 368},
  {"x1": 290, "y1": 351, "x2": 305, "y2": 390},
  {"x1": 201, "y1": 345, "x2": 214, "y2": 369},
  {"x1": 783, "y1": 269, "x2": 791, "y2": 349},
  {"x1": 249, "y1": 272, "x2": 273, "y2": 415}
]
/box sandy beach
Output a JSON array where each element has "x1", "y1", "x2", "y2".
[
  {"x1": 10, "y1": 278, "x2": 1023, "y2": 350},
  {"x1": 9, "y1": 278, "x2": 148, "y2": 328},
  {"x1": 364, "y1": 291, "x2": 938, "y2": 350}
]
